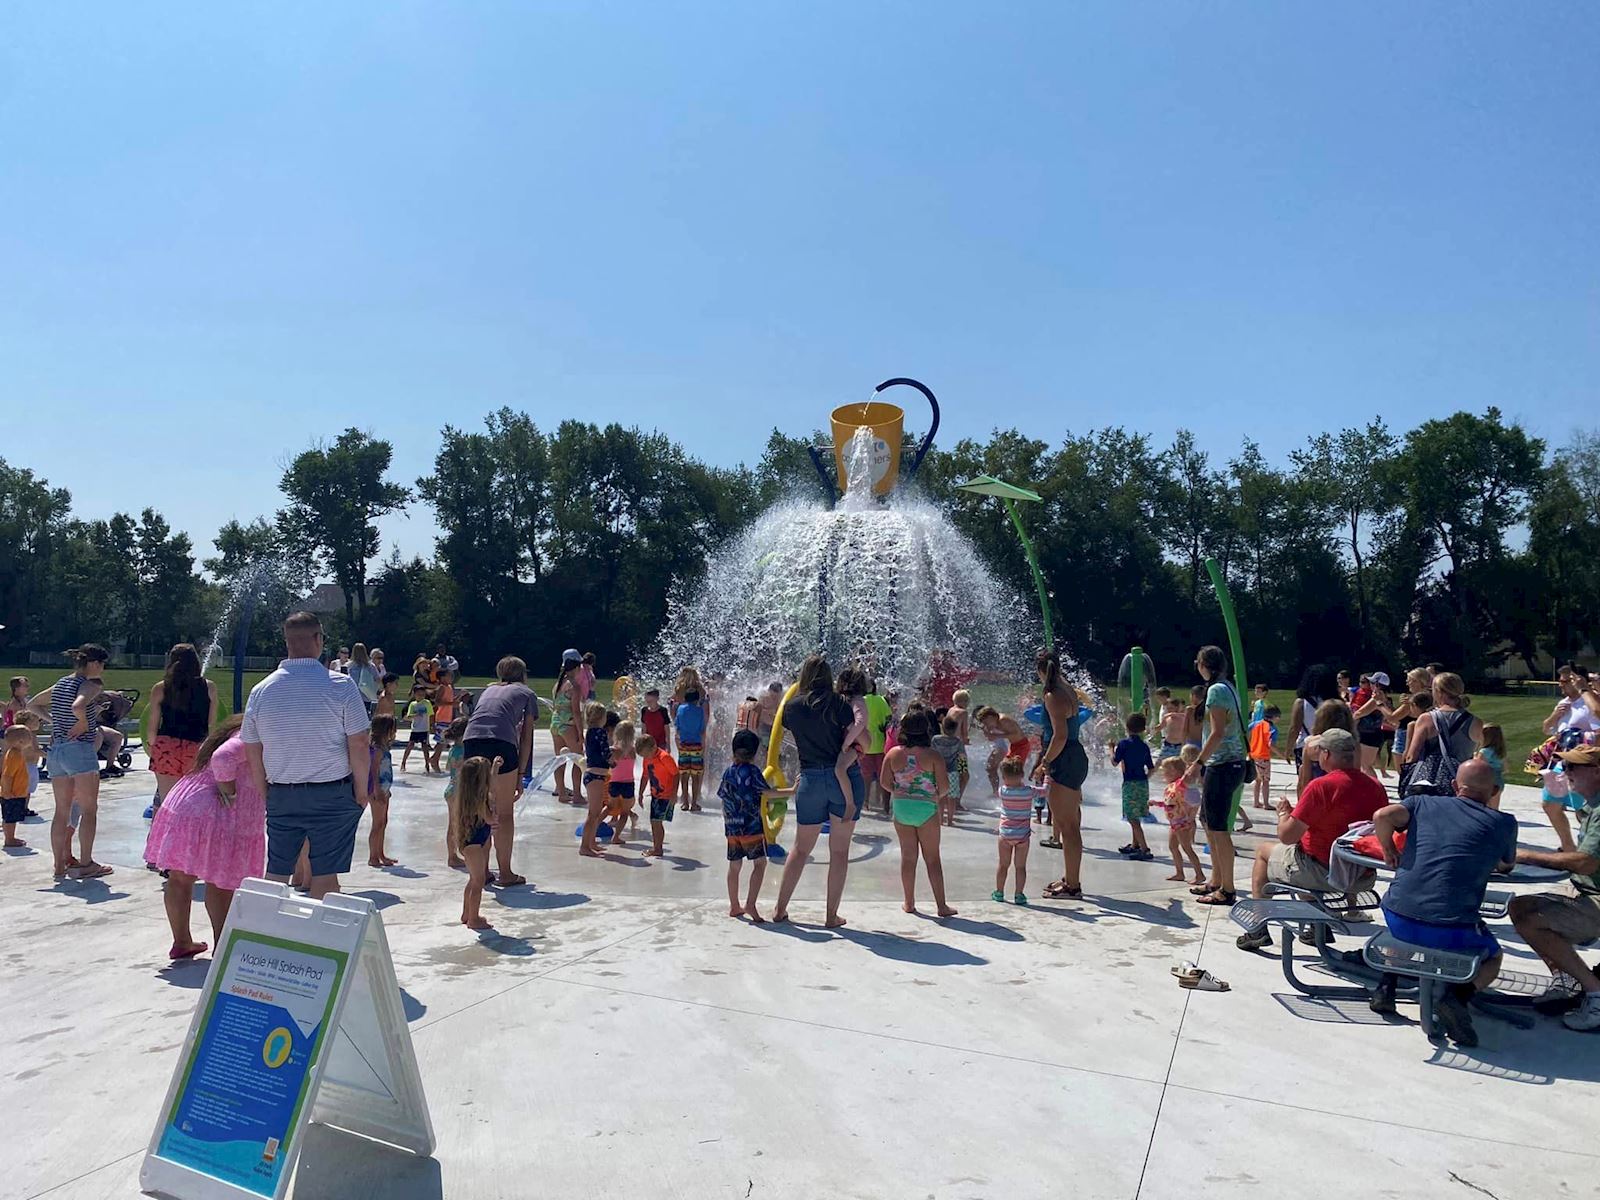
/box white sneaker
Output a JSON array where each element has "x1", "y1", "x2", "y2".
[
  {"x1": 1562, "y1": 994, "x2": 1600, "y2": 1033},
  {"x1": 1542, "y1": 970, "x2": 1580, "y2": 999}
]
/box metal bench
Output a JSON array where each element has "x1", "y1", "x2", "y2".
[
  {"x1": 1361, "y1": 929, "x2": 1482, "y2": 1042},
  {"x1": 1231, "y1": 899, "x2": 1369, "y2": 999}
]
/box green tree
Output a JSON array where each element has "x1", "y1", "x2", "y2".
[
  {"x1": 1291, "y1": 418, "x2": 1398, "y2": 645},
  {"x1": 279, "y1": 429, "x2": 408, "y2": 625},
  {"x1": 1392, "y1": 407, "x2": 1544, "y2": 672},
  {"x1": 130, "y1": 508, "x2": 200, "y2": 653},
  {"x1": 1528, "y1": 431, "x2": 1600, "y2": 664},
  {"x1": 0, "y1": 459, "x2": 71, "y2": 650}
]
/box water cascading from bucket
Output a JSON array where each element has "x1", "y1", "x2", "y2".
[{"x1": 637, "y1": 426, "x2": 1039, "y2": 713}]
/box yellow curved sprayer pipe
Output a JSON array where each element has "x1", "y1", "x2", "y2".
[{"x1": 761, "y1": 681, "x2": 800, "y2": 848}]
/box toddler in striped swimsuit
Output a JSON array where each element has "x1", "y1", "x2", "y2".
[{"x1": 993, "y1": 756, "x2": 1033, "y2": 905}]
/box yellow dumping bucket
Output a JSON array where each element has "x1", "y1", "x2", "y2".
[{"x1": 830, "y1": 401, "x2": 904, "y2": 497}]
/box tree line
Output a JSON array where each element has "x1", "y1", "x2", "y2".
[{"x1": 0, "y1": 406, "x2": 1588, "y2": 683}]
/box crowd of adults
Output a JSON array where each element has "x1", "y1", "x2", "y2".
[{"x1": 11, "y1": 615, "x2": 1600, "y2": 1040}]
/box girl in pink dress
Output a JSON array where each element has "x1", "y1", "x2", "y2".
[{"x1": 144, "y1": 716, "x2": 265, "y2": 960}]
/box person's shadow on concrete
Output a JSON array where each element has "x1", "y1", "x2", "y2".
[
  {"x1": 378, "y1": 865, "x2": 429, "y2": 880},
  {"x1": 491, "y1": 889, "x2": 589, "y2": 911},
  {"x1": 349, "y1": 889, "x2": 404, "y2": 911},
  {"x1": 932, "y1": 915, "x2": 1025, "y2": 942},
  {"x1": 836, "y1": 927, "x2": 987, "y2": 967},
  {"x1": 38, "y1": 879, "x2": 130, "y2": 904},
  {"x1": 659, "y1": 854, "x2": 708, "y2": 872},
  {"x1": 157, "y1": 957, "x2": 209, "y2": 989},
  {"x1": 476, "y1": 930, "x2": 535, "y2": 956},
  {"x1": 756, "y1": 920, "x2": 834, "y2": 944}
]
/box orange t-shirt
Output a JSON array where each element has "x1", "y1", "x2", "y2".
[
  {"x1": 2, "y1": 747, "x2": 28, "y2": 798},
  {"x1": 1248, "y1": 721, "x2": 1274, "y2": 761},
  {"x1": 641, "y1": 750, "x2": 678, "y2": 799}
]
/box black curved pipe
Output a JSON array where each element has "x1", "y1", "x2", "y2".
[{"x1": 873, "y1": 376, "x2": 940, "y2": 479}]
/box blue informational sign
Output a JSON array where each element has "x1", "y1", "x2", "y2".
[{"x1": 155, "y1": 931, "x2": 348, "y2": 1196}]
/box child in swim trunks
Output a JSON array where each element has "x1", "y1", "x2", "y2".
[
  {"x1": 881, "y1": 709, "x2": 956, "y2": 917},
  {"x1": 637, "y1": 735, "x2": 678, "y2": 857},
  {"x1": 1113, "y1": 714, "x2": 1155, "y2": 861},
  {"x1": 718, "y1": 730, "x2": 794, "y2": 921},
  {"x1": 931, "y1": 714, "x2": 964, "y2": 827},
  {"x1": 675, "y1": 690, "x2": 707, "y2": 812},
  {"x1": 993, "y1": 756, "x2": 1032, "y2": 904},
  {"x1": 1155, "y1": 690, "x2": 1186, "y2": 759},
  {"x1": 947, "y1": 689, "x2": 972, "y2": 802},
  {"x1": 1157, "y1": 757, "x2": 1206, "y2": 884}
]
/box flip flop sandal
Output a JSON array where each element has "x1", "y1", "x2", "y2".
[
  {"x1": 1188, "y1": 883, "x2": 1218, "y2": 896},
  {"x1": 1179, "y1": 970, "x2": 1230, "y2": 992},
  {"x1": 71, "y1": 864, "x2": 113, "y2": 880},
  {"x1": 1195, "y1": 890, "x2": 1237, "y2": 906},
  {"x1": 1039, "y1": 837, "x2": 1063, "y2": 850},
  {"x1": 1043, "y1": 880, "x2": 1082, "y2": 900}
]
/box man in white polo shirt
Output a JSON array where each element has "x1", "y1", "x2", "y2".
[{"x1": 242, "y1": 611, "x2": 371, "y2": 899}]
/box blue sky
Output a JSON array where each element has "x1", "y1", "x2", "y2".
[{"x1": 3, "y1": 4, "x2": 1595, "y2": 567}]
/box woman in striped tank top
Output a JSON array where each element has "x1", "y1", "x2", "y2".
[
  {"x1": 28, "y1": 644, "x2": 113, "y2": 880},
  {"x1": 879, "y1": 708, "x2": 956, "y2": 918}
]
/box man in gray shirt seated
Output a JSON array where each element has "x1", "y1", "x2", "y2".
[{"x1": 1371, "y1": 758, "x2": 1518, "y2": 1044}]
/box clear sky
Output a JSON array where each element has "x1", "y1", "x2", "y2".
[{"x1": 3, "y1": 4, "x2": 1595, "y2": 567}]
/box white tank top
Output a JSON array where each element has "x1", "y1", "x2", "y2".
[{"x1": 1563, "y1": 697, "x2": 1600, "y2": 734}]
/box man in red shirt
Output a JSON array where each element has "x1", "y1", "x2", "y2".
[{"x1": 1237, "y1": 728, "x2": 1387, "y2": 949}]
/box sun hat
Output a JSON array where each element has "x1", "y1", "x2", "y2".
[{"x1": 1557, "y1": 745, "x2": 1600, "y2": 769}]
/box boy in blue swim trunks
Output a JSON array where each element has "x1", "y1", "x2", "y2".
[{"x1": 717, "y1": 730, "x2": 793, "y2": 921}]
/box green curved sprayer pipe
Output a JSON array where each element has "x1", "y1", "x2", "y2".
[{"x1": 1203, "y1": 557, "x2": 1248, "y2": 698}]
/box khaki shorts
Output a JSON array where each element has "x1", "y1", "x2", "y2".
[
  {"x1": 1267, "y1": 843, "x2": 1333, "y2": 893},
  {"x1": 1517, "y1": 891, "x2": 1600, "y2": 944}
]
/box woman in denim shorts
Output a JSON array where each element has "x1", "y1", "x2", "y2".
[
  {"x1": 771, "y1": 654, "x2": 862, "y2": 928},
  {"x1": 33, "y1": 644, "x2": 113, "y2": 880}
]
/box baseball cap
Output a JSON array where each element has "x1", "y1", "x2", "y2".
[
  {"x1": 1371, "y1": 671, "x2": 1390, "y2": 687},
  {"x1": 562, "y1": 648, "x2": 581, "y2": 665},
  {"x1": 1557, "y1": 744, "x2": 1600, "y2": 769},
  {"x1": 1317, "y1": 728, "x2": 1357, "y2": 755}
]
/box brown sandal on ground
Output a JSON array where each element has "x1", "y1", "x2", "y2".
[{"x1": 1195, "y1": 890, "x2": 1237, "y2": 906}]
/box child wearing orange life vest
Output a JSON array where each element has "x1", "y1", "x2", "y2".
[
  {"x1": 637, "y1": 735, "x2": 679, "y2": 857},
  {"x1": 1249, "y1": 706, "x2": 1280, "y2": 810}
]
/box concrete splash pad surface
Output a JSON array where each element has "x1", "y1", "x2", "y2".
[{"x1": 6, "y1": 747, "x2": 1598, "y2": 1200}]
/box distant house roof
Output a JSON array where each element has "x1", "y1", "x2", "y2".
[{"x1": 300, "y1": 583, "x2": 347, "y2": 614}]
